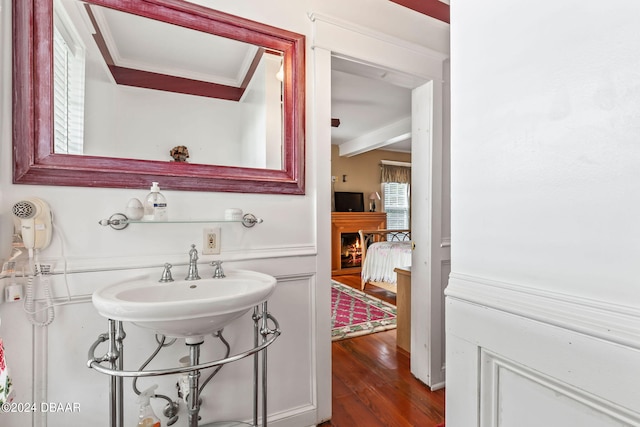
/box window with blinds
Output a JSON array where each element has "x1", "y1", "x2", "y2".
[
  {"x1": 383, "y1": 182, "x2": 410, "y2": 230},
  {"x1": 53, "y1": 21, "x2": 85, "y2": 155}
]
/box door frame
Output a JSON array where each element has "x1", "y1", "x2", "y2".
[{"x1": 310, "y1": 12, "x2": 449, "y2": 402}]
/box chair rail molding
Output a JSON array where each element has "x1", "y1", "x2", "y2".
[
  {"x1": 8, "y1": 244, "x2": 317, "y2": 277},
  {"x1": 446, "y1": 272, "x2": 640, "y2": 350}
]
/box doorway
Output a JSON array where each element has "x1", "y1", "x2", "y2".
[
  {"x1": 328, "y1": 51, "x2": 448, "y2": 389},
  {"x1": 311, "y1": 13, "x2": 449, "y2": 422},
  {"x1": 329, "y1": 53, "x2": 412, "y2": 320}
]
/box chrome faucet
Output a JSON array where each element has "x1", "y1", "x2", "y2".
[
  {"x1": 185, "y1": 244, "x2": 201, "y2": 281},
  {"x1": 159, "y1": 263, "x2": 174, "y2": 283},
  {"x1": 211, "y1": 260, "x2": 225, "y2": 279}
]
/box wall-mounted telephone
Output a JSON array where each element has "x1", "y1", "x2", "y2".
[{"x1": 12, "y1": 197, "x2": 52, "y2": 257}]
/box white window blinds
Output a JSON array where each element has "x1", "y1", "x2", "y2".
[
  {"x1": 383, "y1": 182, "x2": 410, "y2": 230},
  {"x1": 53, "y1": 22, "x2": 85, "y2": 155}
]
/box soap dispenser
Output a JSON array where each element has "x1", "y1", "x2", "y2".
[
  {"x1": 143, "y1": 182, "x2": 168, "y2": 221},
  {"x1": 136, "y1": 385, "x2": 161, "y2": 427}
]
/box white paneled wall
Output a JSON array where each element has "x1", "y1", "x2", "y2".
[
  {"x1": 449, "y1": 2, "x2": 640, "y2": 425},
  {"x1": 446, "y1": 275, "x2": 640, "y2": 426}
]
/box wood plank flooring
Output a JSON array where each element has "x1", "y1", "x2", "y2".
[{"x1": 322, "y1": 275, "x2": 445, "y2": 426}]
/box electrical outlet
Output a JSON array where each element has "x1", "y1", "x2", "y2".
[{"x1": 203, "y1": 227, "x2": 221, "y2": 255}]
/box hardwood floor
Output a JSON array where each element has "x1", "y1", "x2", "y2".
[{"x1": 323, "y1": 274, "x2": 445, "y2": 426}]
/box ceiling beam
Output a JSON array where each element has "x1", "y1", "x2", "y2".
[
  {"x1": 390, "y1": 0, "x2": 450, "y2": 24},
  {"x1": 339, "y1": 117, "x2": 411, "y2": 157},
  {"x1": 108, "y1": 66, "x2": 244, "y2": 100}
]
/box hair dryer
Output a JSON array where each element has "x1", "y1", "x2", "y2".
[
  {"x1": 11, "y1": 198, "x2": 55, "y2": 326},
  {"x1": 12, "y1": 198, "x2": 52, "y2": 257}
]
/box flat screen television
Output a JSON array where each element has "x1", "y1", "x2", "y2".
[{"x1": 334, "y1": 192, "x2": 365, "y2": 212}]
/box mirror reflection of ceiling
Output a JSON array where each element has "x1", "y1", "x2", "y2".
[
  {"x1": 331, "y1": 57, "x2": 415, "y2": 157},
  {"x1": 53, "y1": 0, "x2": 284, "y2": 169},
  {"x1": 92, "y1": 5, "x2": 261, "y2": 88}
]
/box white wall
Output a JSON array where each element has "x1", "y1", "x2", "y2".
[
  {"x1": 84, "y1": 82, "x2": 246, "y2": 165},
  {"x1": 448, "y1": 1, "x2": 640, "y2": 426},
  {"x1": 239, "y1": 54, "x2": 283, "y2": 169},
  {"x1": 0, "y1": 1, "x2": 449, "y2": 426}
]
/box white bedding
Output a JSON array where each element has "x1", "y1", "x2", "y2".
[{"x1": 361, "y1": 240, "x2": 412, "y2": 284}]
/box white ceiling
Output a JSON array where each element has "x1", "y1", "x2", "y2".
[{"x1": 331, "y1": 57, "x2": 413, "y2": 157}]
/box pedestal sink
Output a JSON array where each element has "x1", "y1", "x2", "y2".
[{"x1": 92, "y1": 269, "x2": 277, "y2": 343}]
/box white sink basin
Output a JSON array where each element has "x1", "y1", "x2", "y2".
[{"x1": 92, "y1": 269, "x2": 277, "y2": 343}]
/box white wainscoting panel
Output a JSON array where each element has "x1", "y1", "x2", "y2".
[
  {"x1": 446, "y1": 274, "x2": 640, "y2": 427},
  {"x1": 481, "y1": 351, "x2": 635, "y2": 427}
]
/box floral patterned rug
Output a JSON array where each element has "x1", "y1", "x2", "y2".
[{"x1": 331, "y1": 280, "x2": 396, "y2": 341}]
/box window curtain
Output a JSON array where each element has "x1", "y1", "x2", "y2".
[{"x1": 381, "y1": 164, "x2": 411, "y2": 183}]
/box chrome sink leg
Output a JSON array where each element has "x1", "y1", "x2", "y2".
[
  {"x1": 106, "y1": 320, "x2": 125, "y2": 427},
  {"x1": 108, "y1": 320, "x2": 118, "y2": 427},
  {"x1": 253, "y1": 308, "x2": 260, "y2": 427},
  {"x1": 252, "y1": 302, "x2": 275, "y2": 427},
  {"x1": 116, "y1": 322, "x2": 125, "y2": 427},
  {"x1": 187, "y1": 342, "x2": 202, "y2": 427},
  {"x1": 261, "y1": 302, "x2": 269, "y2": 427}
]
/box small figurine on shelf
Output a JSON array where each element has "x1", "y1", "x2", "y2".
[{"x1": 170, "y1": 145, "x2": 190, "y2": 162}]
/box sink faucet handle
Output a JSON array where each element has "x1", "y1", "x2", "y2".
[
  {"x1": 211, "y1": 260, "x2": 225, "y2": 279},
  {"x1": 159, "y1": 263, "x2": 174, "y2": 283}
]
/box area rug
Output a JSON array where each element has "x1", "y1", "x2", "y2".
[{"x1": 331, "y1": 280, "x2": 396, "y2": 341}]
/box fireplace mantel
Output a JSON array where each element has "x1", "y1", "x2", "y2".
[{"x1": 331, "y1": 212, "x2": 387, "y2": 275}]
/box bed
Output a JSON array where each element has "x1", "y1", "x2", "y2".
[{"x1": 358, "y1": 229, "x2": 411, "y2": 292}]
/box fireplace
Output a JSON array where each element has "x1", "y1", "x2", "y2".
[
  {"x1": 340, "y1": 232, "x2": 362, "y2": 269},
  {"x1": 331, "y1": 212, "x2": 386, "y2": 275}
]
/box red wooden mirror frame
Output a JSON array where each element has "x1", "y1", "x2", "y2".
[{"x1": 13, "y1": 0, "x2": 305, "y2": 194}]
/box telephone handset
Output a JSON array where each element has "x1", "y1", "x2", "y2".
[{"x1": 12, "y1": 197, "x2": 52, "y2": 256}]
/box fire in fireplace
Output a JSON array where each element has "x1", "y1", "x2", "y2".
[{"x1": 340, "y1": 233, "x2": 362, "y2": 269}]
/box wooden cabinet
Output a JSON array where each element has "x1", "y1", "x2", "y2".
[
  {"x1": 331, "y1": 212, "x2": 386, "y2": 275},
  {"x1": 395, "y1": 266, "x2": 411, "y2": 353}
]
